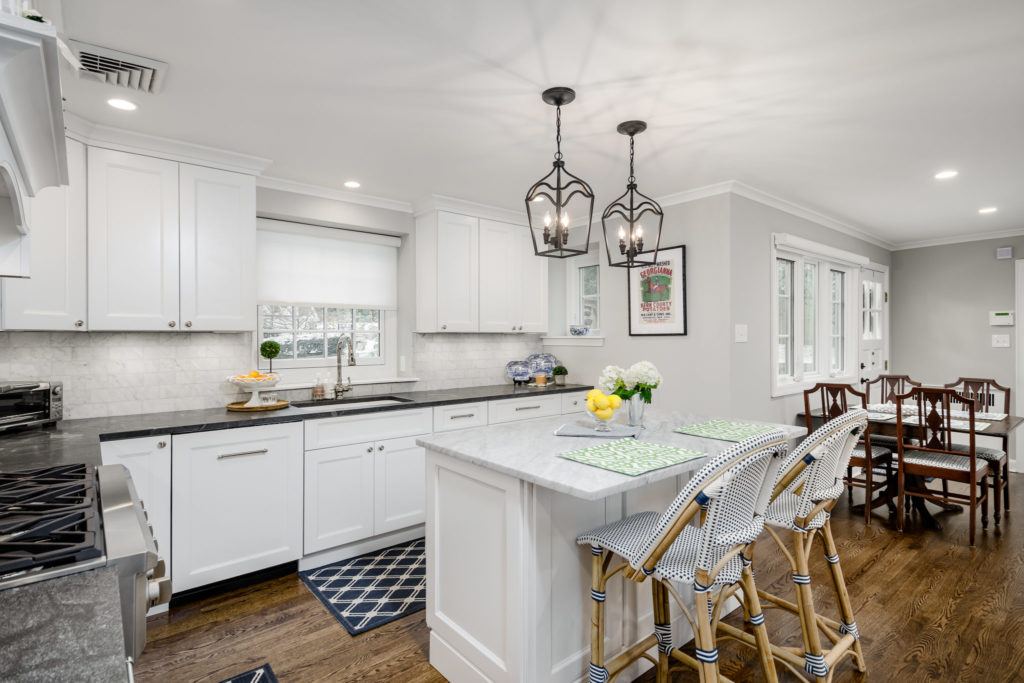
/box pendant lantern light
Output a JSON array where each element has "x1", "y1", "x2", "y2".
[
  {"x1": 525, "y1": 87, "x2": 595, "y2": 258},
  {"x1": 601, "y1": 120, "x2": 663, "y2": 268}
]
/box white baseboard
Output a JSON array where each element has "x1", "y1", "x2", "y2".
[
  {"x1": 430, "y1": 630, "x2": 493, "y2": 683},
  {"x1": 297, "y1": 525, "x2": 424, "y2": 571}
]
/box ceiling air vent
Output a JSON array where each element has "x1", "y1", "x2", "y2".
[{"x1": 68, "y1": 40, "x2": 167, "y2": 94}]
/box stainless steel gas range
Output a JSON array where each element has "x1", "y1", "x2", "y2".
[{"x1": 0, "y1": 463, "x2": 170, "y2": 660}]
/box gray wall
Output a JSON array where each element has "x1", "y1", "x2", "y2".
[
  {"x1": 729, "y1": 195, "x2": 890, "y2": 423},
  {"x1": 891, "y1": 236, "x2": 1023, "y2": 386}
]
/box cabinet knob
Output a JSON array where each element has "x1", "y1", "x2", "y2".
[
  {"x1": 441, "y1": 324, "x2": 447, "y2": 330},
  {"x1": 168, "y1": 321, "x2": 176, "y2": 328},
  {"x1": 184, "y1": 321, "x2": 193, "y2": 328},
  {"x1": 74, "y1": 320, "x2": 84, "y2": 328},
  {"x1": 378, "y1": 444, "x2": 385, "y2": 451},
  {"x1": 518, "y1": 325, "x2": 523, "y2": 331},
  {"x1": 511, "y1": 326, "x2": 516, "y2": 331},
  {"x1": 366, "y1": 446, "x2": 373, "y2": 453},
  {"x1": 157, "y1": 441, "x2": 167, "y2": 449}
]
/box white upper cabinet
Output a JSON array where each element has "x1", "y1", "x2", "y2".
[
  {"x1": 416, "y1": 208, "x2": 547, "y2": 334},
  {"x1": 179, "y1": 165, "x2": 256, "y2": 331},
  {"x1": 2, "y1": 138, "x2": 87, "y2": 330},
  {"x1": 478, "y1": 219, "x2": 519, "y2": 332},
  {"x1": 88, "y1": 148, "x2": 180, "y2": 331}
]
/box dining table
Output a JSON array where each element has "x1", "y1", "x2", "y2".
[{"x1": 798, "y1": 405, "x2": 1024, "y2": 529}]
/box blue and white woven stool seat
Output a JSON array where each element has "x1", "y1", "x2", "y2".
[
  {"x1": 576, "y1": 511, "x2": 659, "y2": 561},
  {"x1": 652, "y1": 527, "x2": 748, "y2": 587},
  {"x1": 765, "y1": 490, "x2": 834, "y2": 531}
]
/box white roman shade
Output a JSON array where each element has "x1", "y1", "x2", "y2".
[{"x1": 256, "y1": 218, "x2": 399, "y2": 309}]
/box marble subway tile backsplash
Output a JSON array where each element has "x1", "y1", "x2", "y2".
[
  {"x1": 409, "y1": 333, "x2": 543, "y2": 391},
  {"x1": 0, "y1": 331, "x2": 254, "y2": 419}
]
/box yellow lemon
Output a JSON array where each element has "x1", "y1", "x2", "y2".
[
  {"x1": 593, "y1": 394, "x2": 611, "y2": 410},
  {"x1": 608, "y1": 394, "x2": 622, "y2": 409},
  {"x1": 586, "y1": 398, "x2": 597, "y2": 413},
  {"x1": 594, "y1": 407, "x2": 615, "y2": 421},
  {"x1": 586, "y1": 388, "x2": 603, "y2": 401},
  {"x1": 248, "y1": 370, "x2": 262, "y2": 378}
]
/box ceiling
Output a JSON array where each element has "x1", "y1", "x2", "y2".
[{"x1": 52, "y1": 0, "x2": 1024, "y2": 248}]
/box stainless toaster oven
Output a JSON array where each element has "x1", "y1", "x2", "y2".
[{"x1": 0, "y1": 381, "x2": 62, "y2": 432}]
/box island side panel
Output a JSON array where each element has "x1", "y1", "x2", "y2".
[{"x1": 426, "y1": 449, "x2": 526, "y2": 683}]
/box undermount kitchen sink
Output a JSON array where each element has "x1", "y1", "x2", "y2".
[{"x1": 291, "y1": 396, "x2": 414, "y2": 413}]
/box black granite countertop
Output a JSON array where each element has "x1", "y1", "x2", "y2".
[
  {"x1": 0, "y1": 567, "x2": 128, "y2": 683},
  {"x1": 0, "y1": 383, "x2": 591, "y2": 470}
]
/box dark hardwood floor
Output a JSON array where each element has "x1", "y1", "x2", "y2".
[{"x1": 137, "y1": 474, "x2": 1024, "y2": 682}]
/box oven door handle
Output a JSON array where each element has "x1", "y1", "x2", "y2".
[{"x1": 0, "y1": 412, "x2": 48, "y2": 425}]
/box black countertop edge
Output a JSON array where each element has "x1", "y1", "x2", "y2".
[{"x1": 0, "y1": 383, "x2": 594, "y2": 471}]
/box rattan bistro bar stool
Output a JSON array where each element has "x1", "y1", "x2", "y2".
[
  {"x1": 576, "y1": 431, "x2": 789, "y2": 683},
  {"x1": 718, "y1": 409, "x2": 870, "y2": 682}
]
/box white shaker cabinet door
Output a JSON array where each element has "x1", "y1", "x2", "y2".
[
  {"x1": 87, "y1": 148, "x2": 180, "y2": 331},
  {"x1": 373, "y1": 436, "x2": 426, "y2": 535},
  {"x1": 304, "y1": 442, "x2": 376, "y2": 554},
  {"x1": 435, "y1": 211, "x2": 479, "y2": 332},
  {"x1": 516, "y1": 224, "x2": 548, "y2": 333},
  {"x1": 478, "y1": 218, "x2": 518, "y2": 333},
  {"x1": 179, "y1": 165, "x2": 256, "y2": 331},
  {"x1": 172, "y1": 423, "x2": 303, "y2": 592},
  {"x1": 2, "y1": 138, "x2": 88, "y2": 331}
]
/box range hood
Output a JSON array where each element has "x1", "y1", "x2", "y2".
[{"x1": 0, "y1": 12, "x2": 67, "y2": 278}]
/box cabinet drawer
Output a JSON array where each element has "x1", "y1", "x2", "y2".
[
  {"x1": 561, "y1": 391, "x2": 591, "y2": 414},
  {"x1": 433, "y1": 402, "x2": 488, "y2": 432},
  {"x1": 304, "y1": 408, "x2": 433, "y2": 450},
  {"x1": 487, "y1": 395, "x2": 562, "y2": 424}
]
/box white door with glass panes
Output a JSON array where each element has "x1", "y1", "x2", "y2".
[
  {"x1": 772, "y1": 248, "x2": 858, "y2": 397},
  {"x1": 859, "y1": 267, "x2": 888, "y2": 386}
]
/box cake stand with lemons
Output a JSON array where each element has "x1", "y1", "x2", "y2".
[
  {"x1": 585, "y1": 388, "x2": 623, "y2": 431},
  {"x1": 227, "y1": 371, "x2": 288, "y2": 411}
]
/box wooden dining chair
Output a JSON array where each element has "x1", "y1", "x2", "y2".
[
  {"x1": 895, "y1": 387, "x2": 991, "y2": 546},
  {"x1": 943, "y1": 377, "x2": 1011, "y2": 517},
  {"x1": 803, "y1": 383, "x2": 892, "y2": 525},
  {"x1": 863, "y1": 374, "x2": 921, "y2": 405}
]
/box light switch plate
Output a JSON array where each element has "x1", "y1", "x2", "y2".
[
  {"x1": 734, "y1": 324, "x2": 748, "y2": 343},
  {"x1": 992, "y1": 334, "x2": 1010, "y2": 348}
]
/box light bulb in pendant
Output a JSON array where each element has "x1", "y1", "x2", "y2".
[
  {"x1": 543, "y1": 212, "x2": 552, "y2": 227},
  {"x1": 618, "y1": 226, "x2": 625, "y2": 239},
  {"x1": 635, "y1": 226, "x2": 643, "y2": 240},
  {"x1": 560, "y1": 212, "x2": 570, "y2": 228}
]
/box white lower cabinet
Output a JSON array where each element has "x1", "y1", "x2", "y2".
[
  {"x1": 172, "y1": 423, "x2": 303, "y2": 592},
  {"x1": 304, "y1": 443, "x2": 375, "y2": 554},
  {"x1": 100, "y1": 435, "x2": 172, "y2": 591},
  {"x1": 373, "y1": 436, "x2": 426, "y2": 535}
]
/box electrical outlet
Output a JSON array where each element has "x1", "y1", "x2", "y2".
[
  {"x1": 734, "y1": 324, "x2": 748, "y2": 343},
  {"x1": 992, "y1": 334, "x2": 1010, "y2": 348}
]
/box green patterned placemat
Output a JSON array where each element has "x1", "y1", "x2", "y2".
[
  {"x1": 673, "y1": 419, "x2": 777, "y2": 442},
  {"x1": 559, "y1": 440, "x2": 704, "y2": 476}
]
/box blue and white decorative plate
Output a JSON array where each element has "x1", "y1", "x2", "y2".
[
  {"x1": 525, "y1": 353, "x2": 560, "y2": 377},
  {"x1": 505, "y1": 360, "x2": 531, "y2": 382}
]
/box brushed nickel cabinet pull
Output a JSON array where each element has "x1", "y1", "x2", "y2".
[
  {"x1": 184, "y1": 321, "x2": 193, "y2": 328},
  {"x1": 515, "y1": 405, "x2": 541, "y2": 411},
  {"x1": 217, "y1": 448, "x2": 268, "y2": 460},
  {"x1": 74, "y1": 320, "x2": 84, "y2": 327},
  {"x1": 157, "y1": 441, "x2": 167, "y2": 449},
  {"x1": 450, "y1": 413, "x2": 476, "y2": 419},
  {"x1": 168, "y1": 321, "x2": 176, "y2": 328}
]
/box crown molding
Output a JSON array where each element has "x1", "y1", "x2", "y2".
[
  {"x1": 256, "y1": 175, "x2": 413, "y2": 214},
  {"x1": 64, "y1": 113, "x2": 272, "y2": 176},
  {"x1": 414, "y1": 194, "x2": 527, "y2": 224},
  {"x1": 656, "y1": 180, "x2": 895, "y2": 251},
  {"x1": 891, "y1": 227, "x2": 1024, "y2": 251}
]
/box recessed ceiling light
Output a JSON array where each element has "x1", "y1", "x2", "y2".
[
  {"x1": 343, "y1": 180, "x2": 361, "y2": 189},
  {"x1": 107, "y1": 98, "x2": 137, "y2": 111},
  {"x1": 934, "y1": 169, "x2": 958, "y2": 180},
  {"x1": 979, "y1": 206, "x2": 998, "y2": 215}
]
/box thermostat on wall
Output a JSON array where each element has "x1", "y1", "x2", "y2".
[{"x1": 990, "y1": 310, "x2": 1014, "y2": 326}]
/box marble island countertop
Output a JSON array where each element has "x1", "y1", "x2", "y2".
[
  {"x1": 416, "y1": 410, "x2": 807, "y2": 500},
  {"x1": 0, "y1": 383, "x2": 591, "y2": 471}
]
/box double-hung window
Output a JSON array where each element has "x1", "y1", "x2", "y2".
[
  {"x1": 771, "y1": 234, "x2": 864, "y2": 396},
  {"x1": 565, "y1": 248, "x2": 601, "y2": 334}
]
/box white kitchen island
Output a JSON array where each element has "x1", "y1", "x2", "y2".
[{"x1": 417, "y1": 410, "x2": 805, "y2": 683}]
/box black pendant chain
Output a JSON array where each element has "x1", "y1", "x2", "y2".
[
  {"x1": 554, "y1": 106, "x2": 563, "y2": 161},
  {"x1": 628, "y1": 134, "x2": 636, "y2": 185}
]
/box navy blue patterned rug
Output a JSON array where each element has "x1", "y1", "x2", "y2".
[
  {"x1": 300, "y1": 538, "x2": 426, "y2": 635},
  {"x1": 220, "y1": 663, "x2": 278, "y2": 683}
]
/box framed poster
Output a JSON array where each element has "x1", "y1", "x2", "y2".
[{"x1": 627, "y1": 245, "x2": 687, "y2": 336}]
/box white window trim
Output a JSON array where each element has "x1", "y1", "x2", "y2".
[
  {"x1": 565, "y1": 249, "x2": 601, "y2": 334},
  {"x1": 255, "y1": 304, "x2": 395, "y2": 373},
  {"x1": 770, "y1": 233, "x2": 862, "y2": 397}
]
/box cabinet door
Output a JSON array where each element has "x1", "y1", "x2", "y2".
[
  {"x1": 304, "y1": 442, "x2": 376, "y2": 554},
  {"x1": 435, "y1": 211, "x2": 479, "y2": 332},
  {"x1": 87, "y1": 148, "x2": 180, "y2": 331},
  {"x1": 2, "y1": 138, "x2": 88, "y2": 330},
  {"x1": 172, "y1": 423, "x2": 303, "y2": 592},
  {"x1": 517, "y1": 225, "x2": 548, "y2": 333},
  {"x1": 373, "y1": 436, "x2": 426, "y2": 535},
  {"x1": 478, "y1": 219, "x2": 518, "y2": 333},
  {"x1": 179, "y1": 165, "x2": 256, "y2": 331},
  {"x1": 100, "y1": 435, "x2": 172, "y2": 586}
]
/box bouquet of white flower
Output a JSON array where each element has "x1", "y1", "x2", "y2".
[{"x1": 598, "y1": 361, "x2": 662, "y2": 404}]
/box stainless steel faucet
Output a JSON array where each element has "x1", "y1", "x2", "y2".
[{"x1": 335, "y1": 334, "x2": 356, "y2": 398}]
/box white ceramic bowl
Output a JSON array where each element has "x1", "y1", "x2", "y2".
[{"x1": 227, "y1": 374, "x2": 280, "y2": 391}]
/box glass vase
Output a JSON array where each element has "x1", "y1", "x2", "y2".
[{"x1": 627, "y1": 394, "x2": 647, "y2": 428}]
